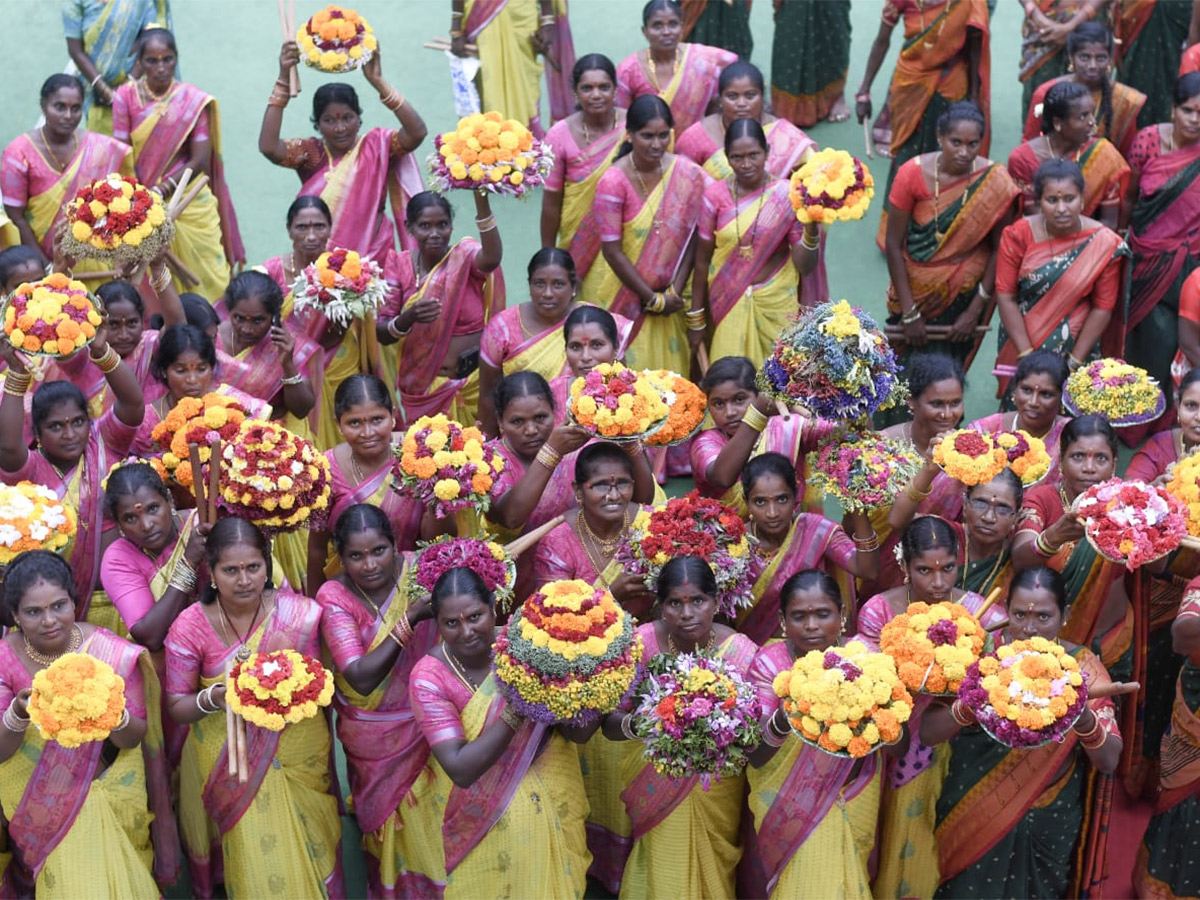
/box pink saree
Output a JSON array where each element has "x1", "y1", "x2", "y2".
[
  {"x1": 544, "y1": 117, "x2": 625, "y2": 277},
  {"x1": 326, "y1": 450, "x2": 425, "y2": 552},
  {"x1": 675, "y1": 118, "x2": 815, "y2": 180},
  {"x1": 131, "y1": 383, "x2": 268, "y2": 457},
  {"x1": 42, "y1": 328, "x2": 164, "y2": 418},
  {"x1": 215, "y1": 327, "x2": 322, "y2": 432},
  {"x1": 615, "y1": 43, "x2": 739, "y2": 135}
]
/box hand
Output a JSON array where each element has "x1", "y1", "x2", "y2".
[
  {"x1": 279, "y1": 41, "x2": 300, "y2": 78},
  {"x1": 209, "y1": 682, "x2": 228, "y2": 711},
  {"x1": 1048, "y1": 513, "x2": 1086, "y2": 547},
  {"x1": 90, "y1": 308, "x2": 110, "y2": 357},
  {"x1": 1037, "y1": 18, "x2": 1072, "y2": 46},
  {"x1": 661, "y1": 287, "x2": 685, "y2": 315},
  {"x1": 547, "y1": 423, "x2": 591, "y2": 456},
  {"x1": 184, "y1": 522, "x2": 210, "y2": 569},
  {"x1": 407, "y1": 591, "x2": 434, "y2": 625},
  {"x1": 902, "y1": 314, "x2": 927, "y2": 347},
  {"x1": 687, "y1": 326, "x2": 706, "y2": 355},
  {"x1": 271, "y1": 324, "x2": 296, "y2": 365},
  {"x1": 51, "y1": 221, "x2": 78, "y2": 274},
  {"x1": 402, "y1": 297, "x2": 443, "y2": 329},
  {"x1": 945, "y1": 304, "x2": 980, "y2": 343},
  {"x1": 0, "y1": 337, "x2": 30, "y2": 377},
  {"x1": 450, "y1": 33, "x2": 469, "y2": 58},
  {"x1": 855, "y1": 94, "x2": 872, "y2": 124},
  {"x1": 531, "y1": 23, "x2": 554, "y2": 54},
  {"x1": 609, "y1": 572, "x2": 655, "y2": 617},
  {"x1": 93, "y1": 81, "x2": 114, "y2": 108},
  {"x1": 11, "y1": 688, "x2": 31, "y2": 720},
  {"x1": 363, "y1": 50, "x2": 384, "y2": 88}
]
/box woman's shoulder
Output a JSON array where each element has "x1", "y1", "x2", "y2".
[
  {"x1": 544, "y1": 116, "x2": 577, "y2": 151},
  {"x1": 1002, "y1": 215, "x2": 1035, "y2": 243},
  {"x1": 314, "y1": 576, "x2": 356, "y2": 611},
  {"x1": 1, "y1": 132, "x2": 35, "y2": 160}
]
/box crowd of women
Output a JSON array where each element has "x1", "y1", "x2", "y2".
[{"x1": 0, "y1": 0, "x2": 1199, "y2": 898}]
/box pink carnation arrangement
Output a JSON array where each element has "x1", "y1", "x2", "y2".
[
  {"x1": 1073, "y1": 479, "x2": 1188, "y2": 569},
  {"x1": 407, "y1": 536, "x2": 516, "y2": 610},
  {"x1": 807, "y1": 431, "x2": 922, "y2": 512}
]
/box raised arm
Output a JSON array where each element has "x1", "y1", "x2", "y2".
[
  {"x1": 362, "y1": 51, "x2": 427, "y2": 153},
  {"x1": 0, "y1": 342, "x2": 31, "y2": 473},
  {"x1": 473, "y1": 192, "x2": 503, "y2": 273},
  {"x1": 259, "y1": 42, "x2": 299, "y2": 164}
]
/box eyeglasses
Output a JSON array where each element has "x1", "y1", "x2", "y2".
[
  {"x1": 966, "y1": 497, "x2": 1016, "y2": 519},
  {"x1": 584, "y1": 478, "x2": 635, "y2": 496}
]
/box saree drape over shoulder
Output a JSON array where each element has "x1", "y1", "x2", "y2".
[
  {"x1": 615, "y1": 43, "x2": 739, "y2": 137},
  {"x1": 480, "y1": 304, "x2": 632, "y2": 383},
  {"x1": 1007, "y1": 137, "x2": 1130, "y2": 221},
  {"x1": 543, "y1": 117, "x2": 624, "y2": 280},
  {"x1": 1022, "y1": 76, "x2": 1147, "y2": 157}
]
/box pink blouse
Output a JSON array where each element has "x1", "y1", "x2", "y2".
[
  {"x1": 410, "y1": 654, "x2": 475, "y2": 746},
  {"x1": 594, "y1": 167, "x2": 651, "y2": 242},
  {"x1": 101, "y1": 535, "x2": 173, "y2": 632},
  {"x1": 0, "y1": 637, "x2": 146, "y2": 719}
]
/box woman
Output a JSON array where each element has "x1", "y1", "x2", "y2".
[
  {"x1": 769, "y1": 0, "x2": 853, "y2": 127},
  {"x1": 744, "y1": 570, "x2": 879, "y2": 899},
  {"x1": 1018, "y1": 0, "x2": 1104, "y2": 116},
  {"x1": 692, "y1": 119, "x2": 816, "y2": 366},
  {"x1": 541, "y1": 54, "x2": 627, "y2": 281},
  {"x1": 257, "y1": 196, "x2": 331, "y2": 315},
  {"x1": 317, "y1": 505, "x2": 443, "y2": 899},
  {"x1": 112, "y1": 28, "x2": 243, "y2": 301},
  {"x1": 602, "y1": 556, "x2": 758, "y2": 900},
  {"x1": 410, "y1": 566, "x2": 591, "y2": 899},
  {"x1": 307, "y1": 375, "x2": 439, "y2": 595},
  {"x1": 925, "y1": 566, "x2": 1124, "y2": 897},
  {"x1": 679, "y1": 0, "x2": 752, "y2": 59},
  {"x1": 885, "y1": 101, "x2": 1018, "y2": 378},
  {"x1": 1022, "y1": 22, "x2": 1147, "y2": 157},
  {"x1": 582, "y1": 95, "x2": 708, "y2": 374},
  {"x1": 1115, "y1": 0, "x2": 1194, "y2": 128},
  {"x1": 377, "y1": 191, "x2": 503, "y2": 429},
  {"x1": 1, "y1": 74, "x2": 133, "y2": 270},
  {"x1": 0, "y1": 245, "x2": 42, "y2": 294},
  {"x1": 1008, "y1": 81, "x2": 1129, "y2": 231},
  {"x1": 615, "y1": 0, "x2": 738, "y2": 137},
  {"x1": 969, "y1": 348, "x2": 1071, "y2": 474},
  {"x1": 741, "y1": 453, "x2": 879, "y2": 644},
  {"x1": 0, "y1": 550, "x2": 175, "y2": 897},
  {"x1": 547, "y1": 305, "x2": 634, "y2": 419},
  {"x1": 165, "y1": 517, "x2": 343, "y2": 899},
  {"x1": 261, "y1": 43, "x2": 427, "y2": 258},
  {"x1": 993, "y1": 159, "x2": 1127, "y2": 401}
]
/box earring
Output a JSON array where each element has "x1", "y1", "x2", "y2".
[
  {"x1": 1054, "y1": 124, "x2": 1062, "y2": 132},
  {"x1": 839, "y1": 618, "x2": 847, "y2": 635},
  {"x1": 1067, "y1": 60, "x2": 1075, "y2": 73}
]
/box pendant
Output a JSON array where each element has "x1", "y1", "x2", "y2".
[
  {"x1": 738, "y1": 245, "x2": 754, "y2": 260},
  {"x1": 236, "y1": 646, "x2": 251, "y2": 663}
]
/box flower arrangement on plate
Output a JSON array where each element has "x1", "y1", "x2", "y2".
[
  {"x1": 150, "y1": 393, "x2": 251, "y2": 488},
  {"x1": 757, "y1": 299, "x2": 906, "y2": 421},
  {"x1": 216, "y1": 419, "x2": 331, "y2": 536},
  {"x1": 296, "y1": 5, "x2": 377, "y2": 73},
  {"x1": 1165, "y1": 451, "x2": 1200, "y2": 537},
  {"x1": 995, "y1": 429, "x2": 1052, "y2": 485},
  {"x1": 62, "y1": 174, "x2": 173, "y2": 266},
  {"x1": 226, "y1": 649, "x2": 335, "y2": 731},
  {"x1": 630, "y1": 651, "x2": 761, "y2": 786},
  {"x1": 957, "y1": 636, "x2": 1087, "y2": 748},
  {"x1": 568, "y1": 362, "x2": 670, "y2": 441},
  {"x1": 493, "y1": 580, "x2": 644, "y2": 726},
  {"x1": 807, "y1": 431, "x2": 923, "y2": 512},
  {"x1": 0, "y1": 481, "x2": 77, "y2": 565},
  {"x1": 933, "y1": 429, "x2": 1009, "y2": 486},
  {"x1": 2, "y1": 273, "x2": 102, "y2": 357},
  {"x1": 27, "y1": 653, "x2": 125, "y2": 748},
  {"x1": 618, "y1": 492, "x2": 753, "y2": 618},
  {"x1": 391, "y1": 414, "x2": 504, "y2": 519},
  {"x1": 429, "y1": 111, "x2": 553, "y2": 197},
  {"x1": 1072, "y1": 478, "x2": 1187, "y2": 569},
  {"x1": 1063, "y1": 358, "x2": 1165, "y2": 427},
  {"x1": 290, "y1": 247, "x2": 386, "y2": 328},
  {"x1": 407, "y1": 536, "x2": 517, "y2": 611},
  {"x1": 788, "y1": 148, "x2": 875, "y2": 224},
  {"x1": 772, "y1": 640, "x2": 912, "y2": 758},
  {"x1": 879, "y1": 602, "x2": 988, "y2": 695},
  {"x1": 641, "y1": 370, "x2": 707, "y2": 446}
]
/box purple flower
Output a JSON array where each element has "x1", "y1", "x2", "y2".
[
  {"x1": 688, "y1": 697, "x2": 714, "y2": 718},
  {"x1": 926, "y1": 620, "x2": 959, "y2": 647}
]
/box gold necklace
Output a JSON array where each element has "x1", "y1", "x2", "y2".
[
  {"x1": 141, "y1": 76, "x2": 174, "y2": 104},
  {"x1": 732, "y1": 178, "x2": 767, "y2": 260},
  {"x1": 667, "y1": 630, "x2": 717, "y2": 653},
  {"x1": 749, "y1": 520, "x2": 781, "y2": 561},
  {"x1": 38, "y1": 127, "x2": 75, "y2": 173},
  {"x1": 915, "y1": 0, "x2": 950, "y2": 52},
  {"x1": 578, "y1": 508, "x2": 629, "y2": 557},
  {"x1": 23, "y1": 624, "x2": 82, "y2": 668},
  {"x1": 958, "y1": 526, "x2": 1009, "y2": 593},
  {"x1": 645, "y1": 46, "x2": 682, "y2": 92},
  {"x1": 632, "y1": 161, "x2": 664, "y2": 233},
  {"x1": 1046, "y1": 132, "x2": 1082, "y2": 163},
  {"x1": 582, "y1": 109, "x2": 618, "y2": 146},
  {"x1": 351, "y1": 570, "x2": 398, "y2": 621},
  {"x1": 1058, "y1": 483, "x2": 1074, "y2": 513},
  {"x1": 932, "y1": 155, "x2": 944, "y2": 242},
  {"x1": 442, "y1": 642, "x2": 480, "y2": 692},
  {"x1": 217, "y1": 597, "x2": 265, "y2": 663}
]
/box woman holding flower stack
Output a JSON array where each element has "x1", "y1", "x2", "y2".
[
  {"x1": 546, "y1": 305, "x2": 634, "y2": 422},
  {"x1": 969, "y1": 349, "x2": 1071, "y2": 476},
  {"x1": 255, "y1": 196, "x2": 332, "y2": 321}
]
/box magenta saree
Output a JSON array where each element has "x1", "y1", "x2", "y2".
[
  {"x1": 326, "y1": 451, "x2": 425, "y2": 553},
  {"x1": 615, "y1": 43, "x2": 739, "y2": 135},
  {"x1": 544, "y1": 117, "x2": 625, "y2": 278},
  {"x1": 676, "y1": 119, "x2": 815, "y2": 181},
  {"x1": 215, "y1": 327, "x2": 322, "y2": 433}
]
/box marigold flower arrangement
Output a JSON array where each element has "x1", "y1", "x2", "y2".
[
  {"x1": 149, "y1": 393, "x2": 250, "y2": 488},
  {"x1": 408, "y1": 536, "x2": 517, "y2": 611},
  {"x1": 27, "y1": 653, "x2": 125, "y2": 748},
  {"x1": 226, "y1": 649, "x2": 335, "y2": 731},
  {"x1": 757, "y1": 300, "x2": 906, "y2": 421},
  {"x1": 493, "y1": 580, "x2": 644, "y2": 726},
  {"x1": 933, "y1": 429, "x2": 1009, "y2": 486},
  {"x1": 216, "y1": 419, "x2": 331, "y2": 536},
  {"x1": 995, "y1": 429, "x2": 1052, "y2": 485},
  {"x1": 1073, "y1": 478, "x2": 1187, "y2": 569},
  {"x1": 296, "y1": 5, "x2": 377, "y2": 73},
  {"x1": 0, "y1": 481, "x2": 77, "y2": 565},
  {"x1": 879, "y1": 602, "x2": 987, "y2": 695},
  {"x1": 391, "y1": 414, "x2": 504, "y2": 519},
  {"x1": 1064, "y1": 358, "x2": 1165, "y2": 427},
  {"x1": 2, "y1": 273, "x2": 102, "y2": 357},
  {"x1": 290, "y1": 247, "x2": 386, "y2": 329},
  {"x1": 957, "y1": 636, "x2": 1087, "y2": 748},
  {"x1": 62, "y1": 173, "x2": 172, "y2": 265},
  {"x1": 641, "y1": 370, "x2": 707, "y2": 446},
  {"x1": 1165, "y1": 451, "x2": 1200, "y2": 537},
  {"x1": 773, "y1": 640, "x2": 912, "y2": 758},
  {"x1": 630, "y1": 651, "x2": 761, "y2": 786},
  {"x1": 807, "y1": 431, "x2": 922, "y2": 512},
  {"x1": 568, "y1": 362, "x2": 670, "y2": 441},
  {"x1": 618, "y1": 492, "x2": 753, "y2": 618},
  {"x1": 788, "y1": 148, "x2": 875, "y2": 224},
  {"x1": 430, "y1": 111, "x2": 553, "y2": 197}
]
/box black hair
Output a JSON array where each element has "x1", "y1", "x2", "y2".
[
  {"x1": 700, "y1": 356, "x2": 757, "y2": 395},
  {"x1": 431, "y1": 566, "x2": 494, "y2": 616},
  {"x1": 1008, "y1": 565, "x2": 1069, "y2": 612},
  {"x1": 0, "y1": 246, "x2": 42, "y2": 288},
  {"x1": 226, "y1": 270, "x2": 283, "y2": 320},
  {"x1": 104, "y1": 462, "x2": 171, "y2": 520},
  {"x1": 1175, "y1": 72, "x2": 1200, "y2": 106},
  {"x1": 1, "y1": 550, "x2": 76, "y2": 629},
  {"x1": 405, "y1": 191, "x2": 453, "y2": 225},
  {"x1": 180, "y1": 294, "x2": 220, "y2": 332},
  {"x1": 615, "y1": 94, "x2": 673, "y2": 160},
  {"x1": 1068, "y1": 22, "x2": 1114, "y2": 139},
  {"x1": 31, "y1": 381, "x2": 87, "y2": 437},
  {"x1": 527, "y1": 247, "x2": 578, "y2": 285},
  {"x1": 741, "y1": 452, "x2": 797, "y2": 501},
  {"x1": 572, "y1": 53, "x2": 617, "y2": 90},
  {"x1": 1059, "y1": 412, "x2": 1118, "y2": 457},
  {"x1": 574, "y1": 441, "x2": 633, "y2": 484},
  {"x1": 40, "y1": 73, "x2": 84, "y2": 104},
  {"x1": 967, "y1": 467, "x2": 1024, "y2": 509},
  {"x1": 901, "y1": 516, "x2": 959, "y2": 566},
  {"x1": 642, "y1": 0, "x2": 683, "y2": 25},
  {"x1": 779, "y1": 569, "x2": 843, "y2": 612},
  {"x1": 658, "y1": 555, "x2": 717, "y2": 602},
  {"x1": 151, "y1": 324, "x2": 216, "y2": 386},
  {"x1": 563, "y1": 305, "x2": 619, "y2": 348},
  {"x1": 1033, "y1": 158, "x2": 1086, "y2": 198},
  {"x1": 312, "y1": 82, "x2": 362, "y2": 127},
  {"x1": 494, "y1": 371, "x2": 554, "y2": 420},
  {"x1": 334, "y1": 374, "x2": 394, "y2": 420},
  {"x1": 906, "y1": 352, "x2": 965, "y2": 401},
  {"x1": 1013, "y1": 349, "x2": 1069, "y2": 392},
  {"x1": 96, "y1": 280, "x2": 145, "y2": 319},
  {"x1": 1041, "y1": 79, "x2": 1091, "y2": 136},
  {"x1": 286, "y1": 195, "x2": 333, "y2": 229},
  {"x1": 936, "y1": 99, "x2": 986, "y2": 138},
  {"x1": 724, "y1": 117, "x2": 768, "y2": 156},
  {"x1": 333, "y1": 503, "x2": 395, "y2": 557},
  {"x1": 201, "y1": 517, "x2": 273, "y2": 605},
  {"x1": 718, "y1": 60, "x2": 765, "y2": 93},
  {"x1": 136, "y1": 27, "x2": 177, "y2": 57},
  {"x1": 1179, "y1": 367, "x2": 1200, "y2": 399}
]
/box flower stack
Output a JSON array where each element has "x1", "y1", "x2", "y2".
[
  {"x1": 27, "y1": 654, "x2": 126, "y2": 748},
  {"x1": 995, "y1": 429, "x2": 1052, "y2": 485},
  {"x1": 226, "y1": 649, "x2": 335, "y2": 730},
  {"x1": 788, "y1": 148, "x2": 875, "y2": 224},
  {"x1": 1073, "y1": 478, "x2": 1187, "y2": 568},
  {"x1": 773, "y1": 640, "x2": 912, "y2": 758},
  {"x1": 641, "y1": 370, "x2": 707, "y2": 447},
  {"x1": 150, "y1": 393, "x2": 251, "y2": 488},
  {"x1": 62, "y1": 173, "x2": 172, "y2": 265},
  {"x1": 630, "y1": 652, "x2": 761, "y2": 786},
  {"x1": 1064, "y1": 358, "x2": 1165, "y2": 427},
  {"x1": 2, "y1": 274, "x2": 102, "y2": 357},
  {"x1": 430, "y1": 111, "x2": 553, "y2": 197},
  {"x1": 879, "y1": 602, "x2": 988, "y2": 695},
  {"x1": 807, "y1": 431, "x2": 923, "y2": 511},
  {"x1": 1166, "y1": 452, "x2": 1200, "y2": 537},
  {"x1": 290, "y1": 248, "x2": 385, "y2": 328},
  {"x1": 408, "y1": 536, "x2": 517, "y2": 611},
  {"x1": 933, "y1": 430, "x2": 1009, "y2": 486},
  {"x1": 0, "y1": 482, "x2": 77, "y2": 565},
  {"x1": 957, "y1": 636, "x2": 1087, "y2": 748},
  {"x1": 391, "y1": 414, "x2": 504, "y2": 518},
  {"x1": 297, "y1": 5, "x2": 377, "y2": 72},
  {"x1": 568, "y1": 362, "x2": 670, "y2": 441},
  {"x1": 758, "y1": 300, "x2": 906, "y2": 422},
  {"x1": 619, "y1": 492, "x2": 753, "y2": 618},
  {"x1": 493, "y1": 581, "x2": 644, "y2": 726}
]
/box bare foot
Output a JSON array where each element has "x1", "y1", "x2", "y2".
[{"x1": 827, "y1": 95, "x2": 850, "y2": 123}]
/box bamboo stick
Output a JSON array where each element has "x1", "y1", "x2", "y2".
[
  {"x1": 235, "y1": 712, "x2": 249, "y2": 784},
  {"x1": 1089, "y1": 681, "x2": 1140, "y2": 699},
  {"x1": 503, "y1": 514, "x2": 566, "y2": 558},
  {"x1": 774, "y1": 398, "x2": 791, "y2": 420},
  {"x1": 984, "y1": 618, "x2": 1009, "y2": 633},
  {"x1": 207, "y1": 438, "x2": 222, "y2": 524},
  {"x1": 169, "y1": 174, "x2": 210, "y2": 223},
  {"x1": 188, "y1": 443, "x2": 207, "y2": 524},
  {"x1": 165, "y1": 167, "x2": 193, "y2": 220},
  {"x1": 424, "y1": 38, "x2": 479, "y2": 54},
  {"x1": 884, "y1": 325, "x2": 991, "y2": 337},
  {"x1": 696, "y1": 343, "x2": 710, "y2": 376},
  {"x1": 225, "y1": 703, "x2": 237, "y2": 776},
  {"x1": 165, "y1": 251, "x2": 200, "y2": 288},
  {"x1": 863, "y1": 119, "x2": 874, "y2": 160},
  {"x1": 972, "y1": 585, "x2": 1005, "y2": 623}
]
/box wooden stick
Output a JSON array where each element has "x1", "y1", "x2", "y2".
[
  {"x1": 984, "y1": 618, "x2": 1009, "y2": 633},
  {"x1": 696, "y1": 343, "x2": 710, "y2": 376},
  {"x1": 287, "y1": 1, "x2": 300, "y2": 95},
  {"x1": 77, "y1": 270, "x2": 119, "y2": 283},
  {"x1": 863, "y1": 119, "x2": 874, "y2": 160},
  {"x1": 774, "y1": 398, "x2": 791, "y2": 420},
  {"x1": 502, "y1": 514, "x2": 566, "y2": 559},
  {"x1": 165, "y1": 251, "x2": 200, "y2": 288},
  {"x1": 235, "y1": 713, "x2": 249, "y2": 784},
  {"x1": 188, "y1": 443, "x2": 207, "y2": 525},
  {"x1": 1090, "y1": 681, "x2": 1141, "y2": 699},
  {"x1": 276, "y1": 0, "x2": 290, "y2": 39},
  {"x1": 165, "y1": 167, "x2": 193, "y2": 221},
  {"x1": 423, "y1": 38, "x2": 479, "y2": 53},
  {"x1": 225, "y1": 703, "x2": 237, "y2": 777},
  {"x1": 207, "y1": 438, "x2": 222, "y2": 524},
  {"x1": 884, "y1": 325, "x2": 991, "y2": 337},
  {"x1": 169, "y1": 174, "x2": 210, "y2": 223},
  {"x1": 973, "y1": 585, "x2": 1005, "y2": 623}
]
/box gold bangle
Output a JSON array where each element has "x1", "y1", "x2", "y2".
[
  {"x1": 1035, "y1": 532, "x2": 1060, "y2": 558},
  {"x1": 905, "y1": 482, "x2": 933, "y2": 502},
  {"x1": 3, "y1": 373, "x2": 32, "y2": 397},
  {"x1": 539, "y1": 14, "x2": 556, "y2": 25},
  {"x1": 852, "y1": 532, "x2": 880, "y2": 552},
  {"x1": 622, "y1": 440, "x2": 644, "y2": 458},
  {"x1": 535, "y1": 443, "x2": 563, "y2": 470},
  {"x1": 620, "y1": 713, "x2": 637, "y2": 740},
  {"x1": 91, "y1": 345, "x2": 121, "y2": 374},
  {"x1": 1017, "y1": 348, "x2": 1033, "y2": 360},
  {"x1": 800, "y1": 231, "x2": 820, "y2": 251},
  {"x1": 741, "y1": 405, "x2": 768, "y2": 433}
]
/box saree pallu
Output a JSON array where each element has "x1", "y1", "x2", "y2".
[
  {"x1": 770, "y1": 0, "x2": 852, "y2": 128},
  {"x1": 465, "y1": 0, "x2": 545, "y2": 131},
  {"x1": 1019, "y1": 0, "x2": 1085, "y2": 114},
  {"x1": 219, "y1": 328, "x2": 321, "y2": 439},
  {"x1": 548, "y1": 123, "x2": 623, "y2": 279},
  {"x1": 1140, "y1": 554, "x2": 1198, "y2": 762},
  {"x1": 1116, "y1": 0, "x2": 1193, "y2": 128},
  {"x1": 676, "y1": 119, "x2": 815, "y2": 182},
  {"x1": 680, "y1": 0, "x2": 753, "y2": 60},
  {"x1": 616, "y1": 44, "x2": 739, "y2": 137},
  {"x1": 305, "y1": 315, "x2": 380, "y2": 450},
  {"x1": 1022, "y1": 76, "x2": 1148, "y2": 157},
  {"x1": 481, "y1": 305, "x2": 567, "y2": 382},
  {"x1": 324, "y1": 458, "x2": 425, "y2": 578},
  {"x1": 1008, "y1": 138, "x2": 1130, "y2": 220}
]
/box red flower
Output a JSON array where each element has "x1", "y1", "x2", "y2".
[{"x1": 952, "y1": 431, "x2": 992, "y2": 458}]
